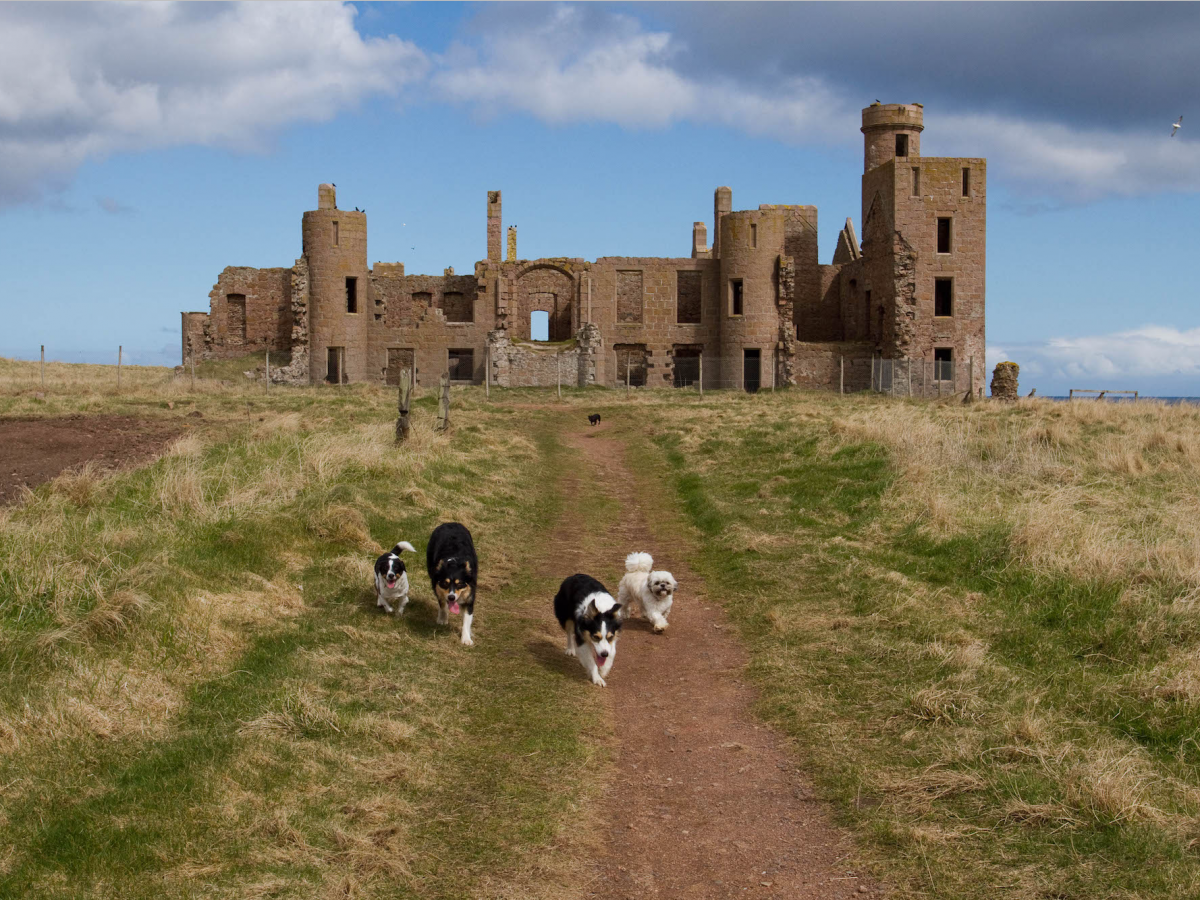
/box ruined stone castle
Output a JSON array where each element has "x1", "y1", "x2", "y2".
[{"x1": 182, "y1": 103, "x2": 985, "y2": 393}]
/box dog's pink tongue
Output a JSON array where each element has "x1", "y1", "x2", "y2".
[{"x1": 449, "y1": 601, "x2": 461, "y2": 615}]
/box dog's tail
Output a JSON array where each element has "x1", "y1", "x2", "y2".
[
  {"x1": 625, "y1": 551, "x2": 654, "y2": 573},
  {"x1": 393, "y1": 541, "x2": 416, "y2": 554}
]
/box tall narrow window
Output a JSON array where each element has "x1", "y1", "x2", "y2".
[
  {"x1": 864, "y1": 289, "x2": 872, "y2": 338},
  {"x1": 895, "y1": 133, "x2": 908, "y2": 157},
  {"x1": 731, "y1": 279, "x2": 744, "y2": 316},
  {"x1": 676, "y1": 270, "x2": 702, "y2": 324},
  {"x1": 962, "y1": 167, "x2": 971, "y2": 197},
  {"x1": 226, "y1": 294, "x2": 246, "y2": 344},
  {"x1": 750, "y1": 223, "x2": 757, "y2": 248},
  {"x1": 333, "y1": 220, "x2": 339, "y2": 246},
  {"x1": 912, "y1": 167, "x2": 921, "y2": 196},
  {"x1": 937, "y1": 218, "x2": 952, "y2": 254},
  {"x1": 935, "y1": 278, "x2": 953, "y2": 316},
  {"x1": 345, "y1": 277, "x2": 358, "y2": 313}
]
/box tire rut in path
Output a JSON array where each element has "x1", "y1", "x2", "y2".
[{"x1": 546, "y1": 422, "x2": 883, "y2": 899}]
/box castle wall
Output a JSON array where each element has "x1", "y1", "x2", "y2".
[
  {"x1": 588, "y1": 257, "x2": 720, "y2": 388},
  {"x1": 303, "y1": 204, "x2": 369, "y2": 383},
  {"x1": 792, "y1": 341, "x2": 875, "y2": 392},
  {"x1": 181, "y1": 312, "x2": 208, "y2": 364},
  {"x1": 203, "y1": 266, "x2": 293, "y2": 359}
]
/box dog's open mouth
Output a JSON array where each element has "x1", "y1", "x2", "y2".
[
  {"x1": 449, "y1": 600, "x2": 461, "y2": 615},
  {"x1": 386, "y1": 577, "x2": 397, "y2": 587}
]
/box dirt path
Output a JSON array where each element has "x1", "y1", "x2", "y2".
[{"x1": 542, "y1": 416, "x2": 883, "y2": 899}]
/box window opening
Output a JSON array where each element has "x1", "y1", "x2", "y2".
[
  {"x1": 226, "y1": 294, "x2": 246, "y2": 344},
  {"x1": 912, "y1": 167, "x2": 920, "y2": 196},
  {"x1": 962, "y1": 167, "x2": 971, "y2": 197},
  {"x1": 333, "y1": 220, "x2": 339, "y2": 246},
  {"x1": 731, "y1": 279, "x2": 744, "y2": 316},
  {"x1": 864, "y1": 289, "x2": 872, "y2": 338},
  {"x1": 935, "y1": 347, "x2": 953, "y2": 382},
  {"x1": 346, "y1": 277, "x2": 358, "y2": 313},
  {"x1": 617, "y1": 271, "x2": 643, "y2": 323},
  {"x1": 614, "y1": 344, "x2": 648, "y2": 387},
  {"x1": 448, "y1": 349, "x2": 474, "y2": 382},
  {"x1": 937, "y1": 218, "x2": 952, "y2": 254},
  {"x1": 750, "y1": 223, "x2": 757, "y2": 248},
  {"x1": 935, "y1": 278, "x2": 953, "y2": 317},
  {"x1": 895, "y1": 133, "x2": 908, "y2": 157},
  {"x1": 530, "y1": 310, "x2": 550, "y2": 341},
  {"x1": 672, "y1": 345, "x2": 702, "y2": 387},
  {"x1": 676, "y1": 271, "x2": 702, "y2": 324},
  {"x1": 440, "y1": 290, "x2": 472, "y2": 323}
]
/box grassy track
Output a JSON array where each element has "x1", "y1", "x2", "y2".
[{"x1": 8, "y1": 352, "x2": 1200, "y2": 898}]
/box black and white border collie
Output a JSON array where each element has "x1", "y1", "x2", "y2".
[
  {"x1": 617, "y1": 551, "x2": 678, "y2": 634},
  {"x1": 374, "y1": 541, "x2": 416, "y2": 614},
  {"x1": 588, "y1": 413, "x2": 601, "y2": 426},
  {"x1": 554, "y1": 574, "x2": 622, "y2": 687},
  {"x1": 426, "y1": 522, "x2": 478, "y2": 646}
]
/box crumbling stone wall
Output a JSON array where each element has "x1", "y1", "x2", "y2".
[
  {"x1": 487, "y1": 330, "x2": 589, "y2": 387},
  {"x1": 203, "y1": 266, "x2": 293, "y2": 360},
  {"x1": 269, "y1": 257, "x2": 311, "y2": 384},
  {"x1": 991, "y1": 361, "x2": 1019, "y2": 400}
]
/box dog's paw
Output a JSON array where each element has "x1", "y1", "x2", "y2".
[
  {"x1": 591, "y1": 674, "x2": 607, "y2": 687},
  {"x1": 461, "y1": 634, "x2": 474, "y2": 646},
  {"x1": 565, "y1": 646, "x2": 577, "y2": 657},
  {"x1": 652, "y1": 622, "x2": 667, "y2": 634}
]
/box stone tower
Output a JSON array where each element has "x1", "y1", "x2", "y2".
[{"x1": 302, "y1": 184, "x2": 369, "y2": 384}]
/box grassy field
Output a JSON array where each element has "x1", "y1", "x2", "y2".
[
  {"x1": 5, "y1": 354, "x2": 1200, "y2": 898},
  {"x1": 0, "y1": 359, "x2": 612, "y2": 899},
  {"x1": 627, "y1": 390, "x2": 1200, "y2": 899}
]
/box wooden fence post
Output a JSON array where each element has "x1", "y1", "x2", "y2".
[
  {"x1": 840, "y1": 355, "x2": 844, "y2": 395},
  {"x1": 40, "y1": 345, "x2": 45, "y2": 387},
  {"x1": 485, "y1": 346, "x2": 490, "y2": 400},
  {"x1": 265, "y1": 350, "x2": 270, "y2": 392},
  {"x1": 557, "y1": 351, "x2": 562, "y2": 400},
  {"x1": 437, "y1": 372, "x2": 450, "y2": 431},
  {"x1": 117, "y1": 345, "x2": 122, "y2": 389},
  {"x1": 395, "y1": 368, "x2": 413, "y2": 442},
  {"x1": 626, "y1": 356, "x2": 631, "y2": 397},
  {"x1": 698, "y1": 354, "x2": 704, "y2": 398}
]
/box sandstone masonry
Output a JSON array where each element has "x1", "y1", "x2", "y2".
[{"x1": 182, "y1": 103, "x2": 986, "y2": 393}]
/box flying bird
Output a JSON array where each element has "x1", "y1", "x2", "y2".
[{"x1": 1171, "y1": 116, "x2": 1183, "y2": 137}]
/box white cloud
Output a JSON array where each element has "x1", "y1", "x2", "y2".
[
  {"x1": 433, "y1": 6, "x2": 1200, "y2": 203},
  {"x1": 0, "y1": 2, "x2": 428, "y2": 205},
  {"x1": 989, "y1": 325, "x2": 1200, "y2": 390}
]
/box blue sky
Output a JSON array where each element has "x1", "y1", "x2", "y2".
[{"x1": 0, "y1": 1, "x2": 1197, "y2": 395}]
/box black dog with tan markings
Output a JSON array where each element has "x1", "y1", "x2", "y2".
[{"x1": 426, "y1": 522, "x2": 478, "y2": 645}]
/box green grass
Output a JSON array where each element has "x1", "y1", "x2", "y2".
[
  {"x1": 623, "y1": 391, "x2": 1200, "y2": 899},
  {"x1": 0, "y1": 377, "x2": 609, "y2": 898}
]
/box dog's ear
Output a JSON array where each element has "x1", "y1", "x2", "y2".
[{"x1": 611, "y1": 603, "x2": 622, "y2": 615}]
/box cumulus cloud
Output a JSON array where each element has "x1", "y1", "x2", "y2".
[
  {"x1": 0, "y1": 2, "x2": 428, "y2": 205},
  {"x1": 432, "y1": 5, "x2": 1199, "y2": 202},
  {"x1": 989, "y1": 325, "x2": 1200, "y2": 391}
]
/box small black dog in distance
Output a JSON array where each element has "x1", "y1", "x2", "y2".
[
  {"x1": 426, "y1": 522, "x2": 478, "y2": 645},
  {"x1": 588, "y1": 414, "x2": 601, "y2": 426},
  {"x1": 554, "y1": 574, "x2": 621, "y2": 687}
]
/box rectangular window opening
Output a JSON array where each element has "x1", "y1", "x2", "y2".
[
  {"x1": 226, "y1": 293, "x2": 246, "y2": 345},
  {"x1": 672, "y1": 345, "x2": 702, "y2": 388},
  {"x1": 750, "y1": 223, "x2": 757, "y2": 249},
  {"x1": 934, "y1": 278, "x2": 953, "y2": 317},
  {"x1": 448, "y1": 348, "x2": 474, "y2": 383},
  {"x1": 895, "y1": 133, "x2": 908, "y2": 157},
  {"x1": 333, "y1": 220, "x2": 339, "y2": 246},
  {"x1": 935, "y1": 347, "x2": 954, "y2": 382},
  {"x1": 614, "y1": 344, "x2": 648, "y2": 388},
  {"x1": 937, "y1": 218, "x2": 952, "y2": 254},
  {"x1": 731, "y1": 279, "x2": 744, "y2": 316},
  {"x1": 962, "y1": 167, "x2": 971, "y2": 197},
  {"x1": 912, "y1": 167, "x2": 920, "y2": 196},
  {"x1": 864, "y1": 289, "x2": 872, "y2": 338},
  {"x1": 676, "y1": 270, "x2": 702, "y2": 324},
  {"x1": 440, "y1": 290, "x2": 472, "y2": 323},
  {"x1": 345, "y1": 276, "x2": 358, "y2": 314},
  {"x1": 617, "y1": 271, "x2": 644, "y2": 324}
]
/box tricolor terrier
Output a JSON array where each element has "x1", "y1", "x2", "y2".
[
  {"x1": 374, "y1": 541, "x2": 416, "y2": 614},
  {"x1": 617, "y1": 552, "x2": 678, "y2": 634},
  {"x1": 554, "y1": 574, "x2": 622, "y2": 687},
  {"x1": 426, "y1": 522, "x2": 478, "y2": 646}
]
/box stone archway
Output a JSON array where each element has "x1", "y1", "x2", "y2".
[{"x1": 514, "y1": 266, "x2": 574, "y2": 341}]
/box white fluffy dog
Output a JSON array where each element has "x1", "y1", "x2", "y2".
[{"x1": 617, "y1": 552, "x2": 678, "y2": 634}]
